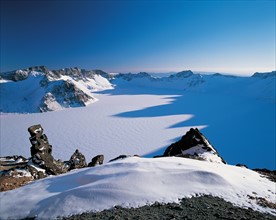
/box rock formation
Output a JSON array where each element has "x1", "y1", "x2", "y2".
[
  {"x1": 163, "y1": 128, "x2": 226, "y2": 164},
  {"x1": 88, "y1": 155, "x2": 104, "y2": 167},
  {"x1": 0, "y1": 124, "x2": 106, "y2": 191},
  {"x1": 28, "y1": 124, "x2": 69, "y2": 175},
  {"x1": 68, "y1": 149, "x2": 87, "y2": 170}
]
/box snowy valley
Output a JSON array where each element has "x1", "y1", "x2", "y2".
[{"x1": 0, "y1": 67, "x2": 275, "y2": 219}]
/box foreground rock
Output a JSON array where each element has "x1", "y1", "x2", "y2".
[
  {"x1": 0, "y1": 124, "x2": 104, "y2": 192},
  {"x1": 69, "y1": 149, "x2": 87, "y2": 170},
  {"x1": 163, "y1": 128, "x2": 226, "y2": 164},
  {"x1": 61, "y1": 195, "x2": 275, "y2": 220},
  {"x1": 28, "y1": 124, "x2": 69, "y2": 175}
]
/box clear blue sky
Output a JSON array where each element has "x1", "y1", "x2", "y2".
[{"x1": 1, "y1": 0, "x2": 275, "y2": 75}]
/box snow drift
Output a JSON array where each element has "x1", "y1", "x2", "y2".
[{"x1": 0, "y1": 157, "x2": 275, "y2": 219}]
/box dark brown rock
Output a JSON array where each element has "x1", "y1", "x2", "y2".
[
  {"x1": 163, "y1": 128, "x2": 226, "y2": 164},
  {"x1": 109, "y1": 155, "x2": 129, "y2": 162},
  {"x1": 28, "y1": 124, "x2": 68, "y2": 175},
  {"x1": 69, "y1": 149, "x2": 87, "y2": 170},
  {"x1": 88, "y1": 155, "x2": 104, "y2": 167}
]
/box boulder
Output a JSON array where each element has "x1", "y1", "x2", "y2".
[
  {"x1": 88, "y1": 155, "x2": 104, "y2": 167},
  {"x1": 68, "y1": 149, "x2": 87, "y2": 170}
]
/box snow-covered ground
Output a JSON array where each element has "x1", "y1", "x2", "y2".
[
  {"x1": 0, "y1": 70, "x2": 275, "y2": 219},
  {"x1": 0, "y1": 71, "x2": 275, "y2": 169},
  {"x1": 0, "y1": 157, "x2": 275, "y2": 219}
]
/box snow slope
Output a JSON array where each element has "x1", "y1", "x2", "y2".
[{"x1": 0, "y1": 157, "x2": 275, "y2": 219}]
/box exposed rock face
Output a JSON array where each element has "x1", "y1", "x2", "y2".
[
  {"x1": 1, "y1": 124, "x2": 106, "y2": 191},
  {"x1": 28, "y1": 124, "x2": 69, "y2": 175},
  {"x1": 0, "y1": 155, "x2": 47, "y2": 191},
  {"x1": 68, "y1": 149, "x2": 87, "y2": 170},
  {"x1": 163, "y1": 128, "x2": 226, "y2": 164},
  {"x1": 40, "y1": 80, "x2": 94, "y2": 112},
  {"x1": 253, "y1": 169, "x2": 276, "y2": 183},
  {"x1": 88, "y1": 155, "x2": 104, "y2": 167}
]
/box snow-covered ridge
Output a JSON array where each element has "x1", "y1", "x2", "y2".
[
  {"x1": 0, "y1": 66, "x2": 113, "y2": 113},
  {"x1": 252, "y1": 71, "x2": 276, "y2": 79},
  {"x1": 0, "y1": 157, "x2": 274, "y2": 219},
  {"x1": 1, "y1": 67, "x2": 275, "y2": 113}
]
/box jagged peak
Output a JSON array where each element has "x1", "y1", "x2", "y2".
[
  {"x1": 0, "y1": 66, "x2": 109, "y2": 82},
  {"x1": 115, "y1": 72, "x2": 152, "y2": 81}
]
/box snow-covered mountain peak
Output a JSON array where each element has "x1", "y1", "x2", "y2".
[
  {"x1": 0, "y1": 66, "x2": 113, "y2": 113},
  {"x1": 252, "y1": 71, "x2": 276, "y2": 79},
  {"x1": 115, "y1": 72, "x2": 152, "y2": 81},
  {"x1": 169, "y1": 70, "x2": 194, "y2": 78}
]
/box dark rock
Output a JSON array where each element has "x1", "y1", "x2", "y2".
[
  {"x1": 236, "y1": 164, "x2": 248, "y2": 168},
  {"x1": 88, "y1": 155, "x2": 104, "y2": 167},
  {"x1": 28, "y1": 124, "x2": 68, "y2": 175},
  {"x1": 68, "y1": 149, "x2": 87, "y2": 170},
  {"x1": 163, "y1": 128, "x2": 226, "y2": 164},
  {"x1": 109, "y1": 155, "x2": 129, "y2": 162},
  {"x1": 253, "y1": 168, "x2": 276, "y2": 182}
]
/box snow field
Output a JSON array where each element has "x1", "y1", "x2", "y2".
[{"x1": 0, "y1": 157, "x2": 274, "y2": 219}]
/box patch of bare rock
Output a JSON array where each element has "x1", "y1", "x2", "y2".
[
  {"x1": 60, "y1": 195, "x2": 275, "y2": 220},
  {"x1": 0, "y1": 124, "x2": 104, "y2": 192}
]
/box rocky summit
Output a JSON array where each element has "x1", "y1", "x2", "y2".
[{"x1": 163, "y1": 128, "x2": 226, "y2": 164}]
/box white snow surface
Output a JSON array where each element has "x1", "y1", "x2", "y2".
[
  {"x1": 0, "y1": 71, "x2": 275, "y2": 218},
  {"x1": 1, "y1": 72, "x2": 275, "y2": 169},
  {"x1": 181, "y1": 144, "x2": 223, "y2": 164},
  {"x1": 0, "y1": 157, "x2": 275, "y2": 219}
]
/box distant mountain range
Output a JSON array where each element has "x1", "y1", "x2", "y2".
[
  {"x1": 0, "y1": 66, "x2": 113, "y2": 113},
  {"x1": 0, "y1": 66, "x2": 275, "y2": 113}
]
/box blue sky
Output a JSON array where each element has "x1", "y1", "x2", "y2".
[{"x1": 1, "y1": 0, "x2": 275, "y2": 75}]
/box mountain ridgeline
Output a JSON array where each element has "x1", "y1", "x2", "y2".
[
  {"x1": 0, "y1": 66, "x2": 275, "y2": 113},
  {"x1": 0, "y1": 66, "x2": 113, "y2": 113}
]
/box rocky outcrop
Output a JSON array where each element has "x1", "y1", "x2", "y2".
[
  {"x1": 108, "y1": 155, "x2": 140, "y2": 163},
  {"x1": 28, "y1": 124, "x2": 69, "y2": 175},
  {"x1": 163, "y1": 128, "x2": 226, "y2": 164},
  {"x1": 88, "y1": 155, "x2": 104, "y2": 167},
  {"x1": 0, "y1": 155, "x2": 47, "y2": 191},
  {"x1": 68, "y1": 149, "x2": 87, "y2": 170},
  {"x1": 40, "y1": 80, "x2": 94, "y2": 112},
  {"x1": 0, "y1": 125, "x2": 105, "y2": 191}
]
